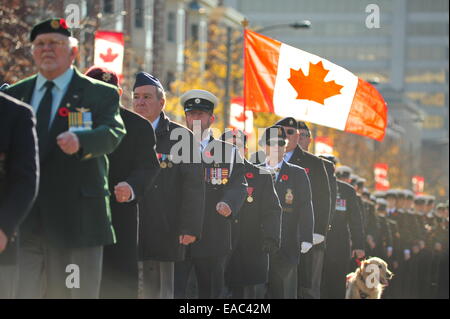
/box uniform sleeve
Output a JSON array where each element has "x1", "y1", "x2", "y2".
[
  {"x1": 260, "y1": 172, "x2": 282, "y2": 247},
  {"x1": 310, "y1": 158, "x2": 331, "y2": 236},
  {"x1": 125, "y1": 120, "x2": 160, "y2": 201},
  {"x1": 220, "y1": 149, "x2": 247, "y2": 218},
  {"x1": 177, "y1": 148, "x2": 206, "y2": 239},
  {"x1": 348, "y1": 189, "x2": 365, "y2": 250},
  {"x1": 75, "y1": 87, "x2": 126, "y2": 159},
  {"x1": 297, "y1": 168, "x2": 314, "y2": 244},
  {"x1": 0, "y1": 107, "x2": 39, "y2": 238}
]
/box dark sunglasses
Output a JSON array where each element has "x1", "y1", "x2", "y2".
[
  {"x1": 286, "y1": 128, "x2": 296, "y2": 135},
  {"x1": 266, "y1": 139, "x2": 287, "y2": 147}
]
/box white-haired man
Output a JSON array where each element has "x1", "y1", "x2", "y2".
[{"x1": 4, "y1": 18, "x2": 125, "y2": 298}]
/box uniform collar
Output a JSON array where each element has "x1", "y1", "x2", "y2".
[{"x1": 36, "y1": 66, "x2": 74, "y2": 91}]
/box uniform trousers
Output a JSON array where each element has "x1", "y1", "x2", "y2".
[
  {"x1": 142, "y1": 260, "x2": 174, "y2": 299},
  {"x1": 16, "y1": 233, "x2": 103, "y2": 299},
  {"x1": 175, "y1": 256, "x2": 227, "y2": 299}
]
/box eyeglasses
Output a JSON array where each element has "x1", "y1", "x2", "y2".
[
  {"x1": 32, "y1": 40, "x2": 67, "y2": 50},
  {"x1": 299, "y1": 133, "x2": 311, "y2": 138},
  {"x1": 286, "y1": 128, "x2": 296, "y2": 135}
]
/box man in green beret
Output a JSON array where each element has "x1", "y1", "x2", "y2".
[{"x1": 3, "y1": 18, "x2": 125, "y2": 298}]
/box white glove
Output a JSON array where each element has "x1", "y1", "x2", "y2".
[
  {"x1": 301, "y1": 242, "x2": 313, "y2": 254},
  {"x1": 313, "y1": 233, "x2": 325, "y2": 245}
]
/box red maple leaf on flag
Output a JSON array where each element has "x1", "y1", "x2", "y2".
[
  {"x1": 288, "y1": 61, "x2": 343, "y2": 105},
  {"x1": 100, "y1": 48, "x2": 118, "y2": 63},
  {"x1": 234, "y1": 112, "x2": 247, "y2": 122}
]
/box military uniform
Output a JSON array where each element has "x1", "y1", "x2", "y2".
[
  {"x1": 5, "y1": 43, "x2": 125, "y2": 298},
  {"x1": 0, "y1": 92, "x2": 39, "y2": 298},
  {"x1": 322, "y1": 179, "x2": 365, "y2": 299},
  {"x1": 226, "y1": 160, "x2": 282, "y2": 298},
  {"x1": 83, "y1": 67, "x2": 161, "y2": 299},
  {"x1": 174, "y1": 90, "x2": 247, "y2": 299}
]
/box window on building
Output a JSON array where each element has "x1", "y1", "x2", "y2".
[
  {"x1": 191, "y1": 24, "x2": 199, "y2": 42},
  {"x1": 103, "y1": 0, "x2": 114, "y2": 14},
  {"x1": 135, "y1": 0, "x2": 144, "y2": 28},
  {"x1": 405, "y1": 70, "x2": 446, "y2": 84},
  {"x1": 406, "y1": 92, "x2": 446, "y2": 107},
  {"x1": 167, "y1": 12, "x2": 176, "y2": 43},
  {"x1": 423, "y1": 115, "x2": 445, "y2": 129}
]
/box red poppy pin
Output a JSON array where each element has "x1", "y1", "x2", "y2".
[
  {"x1": 281, "y1": 174, "x2": 289, "y2": 181},
  {"x1": 304, "y1": 168, "x2": 310, "y2": 174},
  {"x1": 246, "y1": 172, "x2": 254, "y2": 179},
  {"x1": 59, "y1": 18, "x2": 68, "y2": 29},
  {"x1": 205, "y1": 151, "x2": 212, "y2": 158},
  {"x1": 58, "y1": 107, "x2": 69, "y2": 117}
]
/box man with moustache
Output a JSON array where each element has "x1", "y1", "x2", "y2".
[{"x1": 4, "y1": 18, "x2": 125, "y2": 298}]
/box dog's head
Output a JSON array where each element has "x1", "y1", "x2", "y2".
[{"x1": 359, "y1": 257, "x2": 393, "y2": 286}]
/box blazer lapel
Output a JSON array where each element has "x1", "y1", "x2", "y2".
[
  {"x1": 42, "y1": 70, "x2": 85, "y2": 161},
  {"x1": 19, "y1": 76, "x2": 38, "y2": 104}
]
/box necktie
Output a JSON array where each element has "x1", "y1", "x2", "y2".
[{"x1": 36, "y1": 81, "x2": 55, "y2": 154}]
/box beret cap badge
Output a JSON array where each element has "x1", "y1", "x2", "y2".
[
  {"x1": 195, "y1": 98, "x2": 201, "y2": 104},
  {"x1": 50, "y1": 20, "x2": 60, "y2": 29},
  {"x1": 102, "y1": 73, "x2": 112, "y2": 82}
]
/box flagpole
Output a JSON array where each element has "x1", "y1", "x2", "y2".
[{"x1": 242, "y1": 18, "x2": 249, "y2": 136}]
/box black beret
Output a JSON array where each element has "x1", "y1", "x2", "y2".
[
  {"x1": 133, "y1": 72, "x2": 163, "y2": 91},
  {"x1": 85, "y1": 66, "x2": 119, "y2": 87},
  {"x1": 259, "y1": 125, "x2": 287, "y2": 146},
  {"x1": 30, "y1": 18, "x2": 71, "y2": 42},
  {"x1": 395, "y1": 190, "x2": 406, "y2": 199},
  {"x1": 298, "y1": 121, "x2": 310, "y2": 133},
  {"x1": 275, "y1": 117, "x2": 298, "y2": 129}
]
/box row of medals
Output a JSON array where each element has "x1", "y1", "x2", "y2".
[
  {"x1": 207, "y1": 168, "x2": 228, "y2": 186},
  {"x1": 160, "y1": 161, "x2": 173, "y2": 169}
]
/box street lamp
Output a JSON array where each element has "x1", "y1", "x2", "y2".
[{"x1": 223, "y1": 21, "x2": 312, "y2": 129}]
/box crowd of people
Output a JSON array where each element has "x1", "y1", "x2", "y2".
[{"x1": 0, "y1": 18, "x2": 448, "y2": 300}]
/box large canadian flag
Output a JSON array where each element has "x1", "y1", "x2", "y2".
[
  {"x1": 244, "y1": 29, "x2": 388, "y2": 141},
  {"x1": 94, "y1": 31, "x2": 124, "y2": 80}
]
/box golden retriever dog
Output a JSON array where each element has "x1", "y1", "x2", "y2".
[{"x1": 345, "y1": 257, "x2": 393, "y2": 299}]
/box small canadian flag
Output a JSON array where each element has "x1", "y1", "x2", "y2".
[
  {"x1": 229, "y1": 97, "x2": 253, "y2": 134},
  {"x1": 244, "y1": 29, "x2": 388, "y2": 141},
  {"x1": 94, "y1": 31, "x2": 124, "y2": 81}
]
